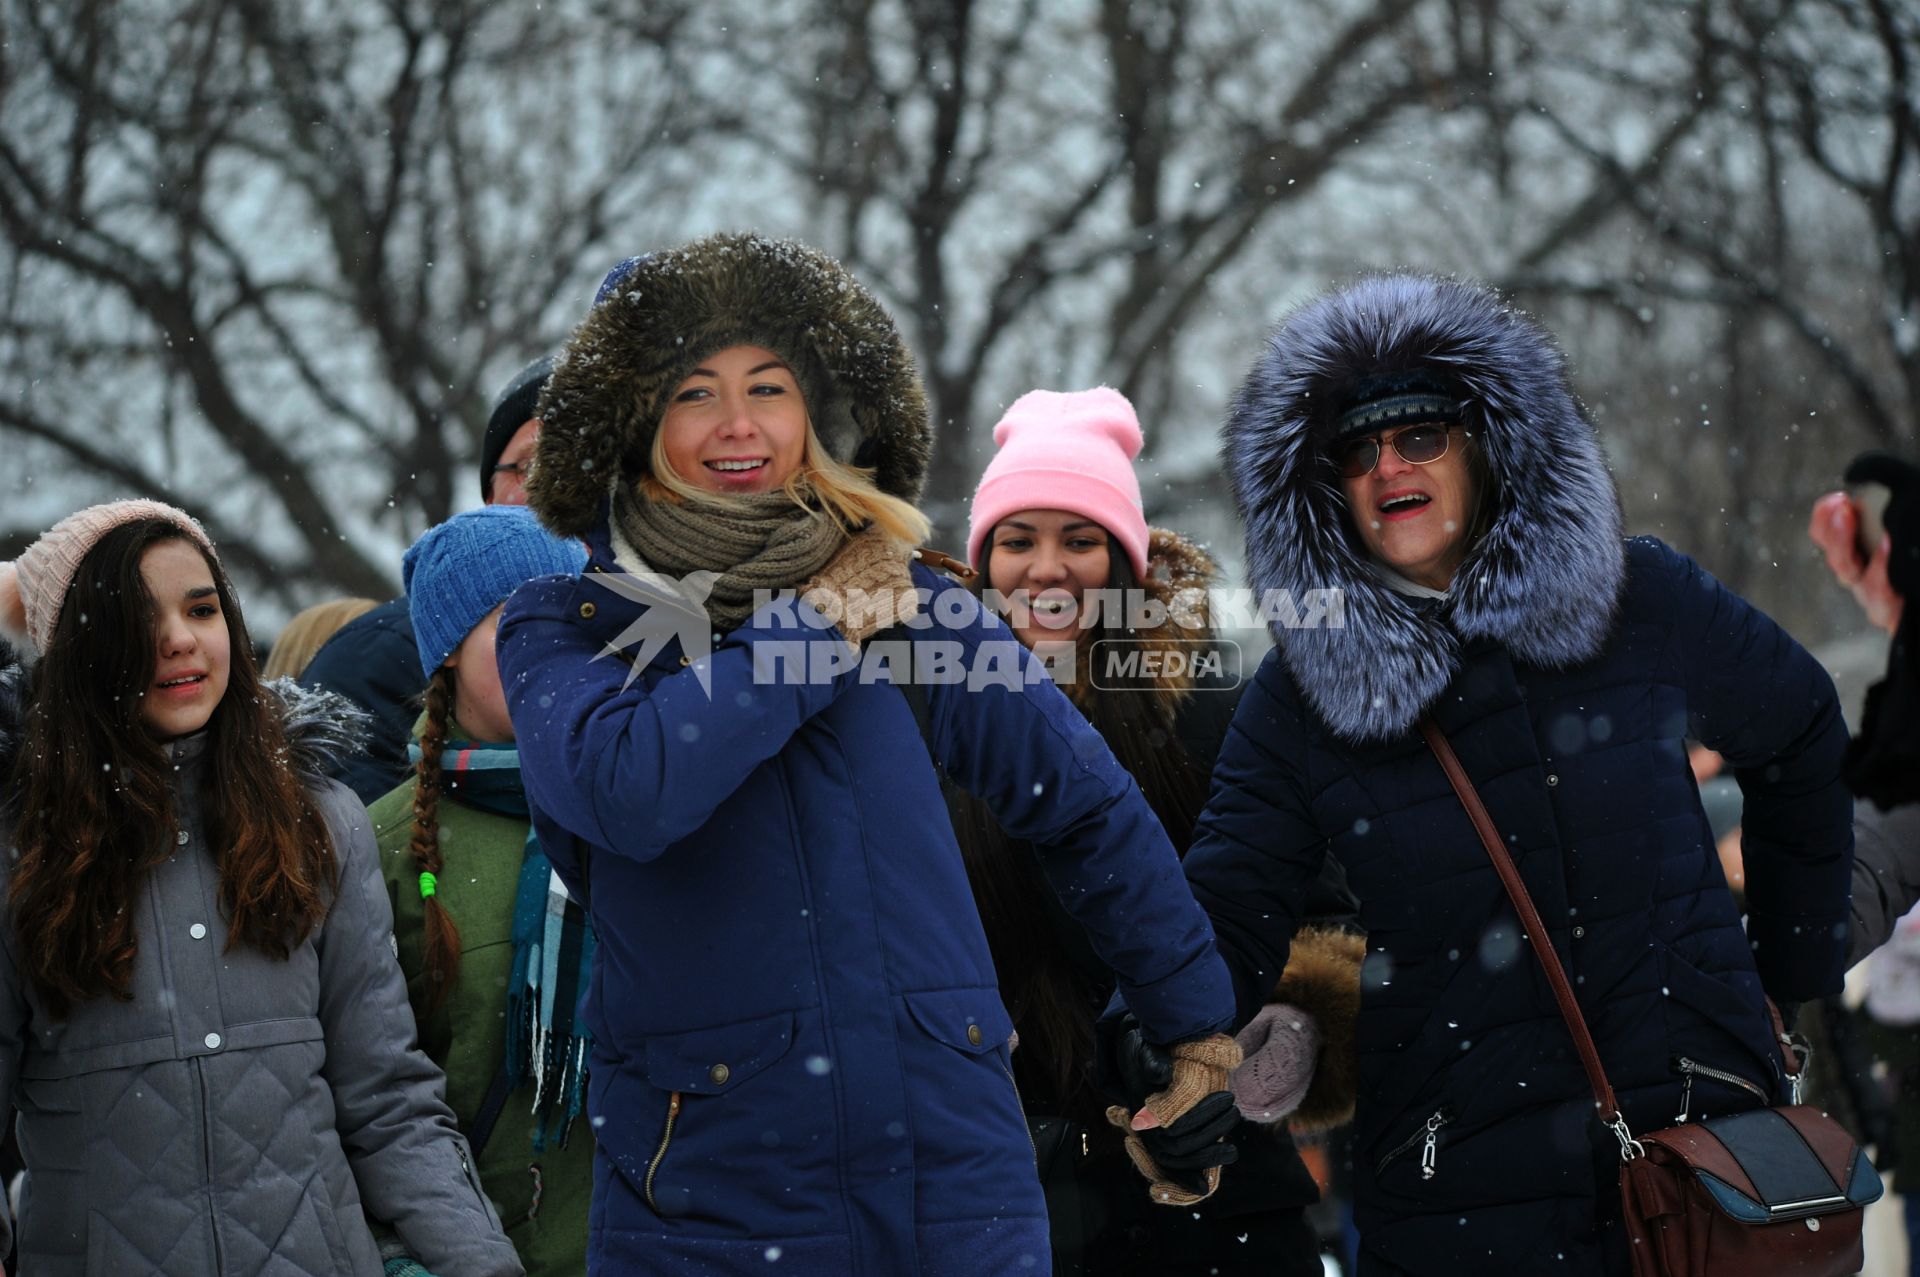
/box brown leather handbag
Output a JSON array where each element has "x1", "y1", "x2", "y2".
[{"x1": 1417, "y1": 717, "x2": 1883, "y2": 1276}]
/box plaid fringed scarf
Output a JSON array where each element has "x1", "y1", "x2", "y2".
[{"x1": 416, "y1": 737, "x2": 597, "y2": 1152}]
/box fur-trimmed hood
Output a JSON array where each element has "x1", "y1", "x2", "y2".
[
  {"x1": 0, "y1": 659, "x2": 367, "y2": 793},
  {"x1": 1224, "y1": 273, "x2": 1625, "y2": 744},
  {"x1": 528, "y1": 232, "x2": 933, "y2": 538}
]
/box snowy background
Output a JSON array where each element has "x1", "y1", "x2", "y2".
[{"x1": 1, "y1": 0, "x2": 1914, "y2": 667}]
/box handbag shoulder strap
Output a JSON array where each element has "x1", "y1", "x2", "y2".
[{"x1": 1416, "y1": 716, "x2": 1644, "y2": 1157}]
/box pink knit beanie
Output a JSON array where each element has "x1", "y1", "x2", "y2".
[
  {"x1": 967, "y1": 387, "x2": 1151, "y2": 577},
  {"x1": 0, "y1": 500, "x2": 216, "y2": 657}
]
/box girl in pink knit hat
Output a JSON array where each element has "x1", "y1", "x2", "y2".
[
  {"x1": 957, "y1": 389, "x2": 1363, "y2": 1276},
  {"x1": 0, "y1": 501, "x2": 521, "y2": 1277}
]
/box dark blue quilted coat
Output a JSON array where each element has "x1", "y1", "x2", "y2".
[
  {"x1": 497, "y1": 526, "x2": 1234, "y2": 1277},
  {"x1": 1186, "y1": 274, "x2": 1854, "y2": 1275}
]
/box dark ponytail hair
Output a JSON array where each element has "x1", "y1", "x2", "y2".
[{"x1": 408, "y1": 664, "x2": 463, "y2": 1014}]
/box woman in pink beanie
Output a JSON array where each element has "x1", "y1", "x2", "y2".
[
  {"x1": 0, "y1": 501, "x2": 522, "y2": 1277},
  {"x1": 954, "y1": 388, "x2": 1363, "y2": 1274}
]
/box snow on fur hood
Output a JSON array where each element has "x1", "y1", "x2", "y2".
[
  {"x1": 1223, "y1": 273, "x2": 1626, "y2": 744},
  {"x1": 528, "y1": 232, "x2": 932, "y2": 538}
]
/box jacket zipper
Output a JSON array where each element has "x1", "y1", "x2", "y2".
[
  {"x1": 996, "y1": 1055, "x2": 1038, "y2": 1162},
  {"x1": 455, "y1": 1140, "x2": 492, "y2": 1211},
  {"x1": 1377, "y1": 1106, "x2": 1454, "y2": 1180},
  {"x1": 1672, "y1": 1056, "x2": 1769, "y2": 1122},
  {"x1": 196, "y1": 1056, "x2": 227, "y2": 1275},
  {"x1": 644, "y1": 1091, "x2": 682, "y2": 1212}
]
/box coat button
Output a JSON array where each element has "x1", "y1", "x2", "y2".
[
  {"x1": 1572, "y1": 925, "x2": 1586, "y2": 939},
  {"x1": 967, "y1": 1024, "x2": 984, "y2": 1046},
  {"x1": 579, "y1": 601, "x2": 597, "y2": 620},
  {"x1": 176, "y1": 829, "x2": 189, "y2": 845},
  {"x1": 709, "y1": 1063, "x2": 731, "y2": 1086},
  {"x1": 1546, "y1": 774, "x2": 1560, "y2": 787},
  {"x1": 204, "y1": 1032, "x2": 222, "y2": 1050},
  {"x1": 679, "y1": 655, "x2": 692, "y2": 667},
  {"x1": 190, "y1": 923, "x2": 207, "y2": 940}
]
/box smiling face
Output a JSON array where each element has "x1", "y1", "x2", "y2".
[
  {"x1": 137, "y1": 537, "x2": 233, "y2": 740},
  {"x1": 985, "y1": 509, "x2": 1113, "y2": 650},
  {"x1": 658, "y1": 344, "x2": 809, "y2": 495},
  {"x1": 1339, "y1": 423, "x2": 1479, "y2": 591}
]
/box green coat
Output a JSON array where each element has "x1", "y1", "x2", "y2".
[{"x1": 370, "y1": 717, "x2": 592, "y2": 1277}]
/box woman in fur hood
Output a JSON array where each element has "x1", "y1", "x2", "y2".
[
  {"x1": 955, "y1": 386, "x2": 1362, "y2": 1275},
  {"x1": 1180, "y1": 273, "x2": 1854, "y2": 1275},
  {"x1": 0, "y1": 501, "x2": 521, "y2": 1277},
  {"x1": 496, "y1": 233, "x2": 1243, "y2": 1276}
]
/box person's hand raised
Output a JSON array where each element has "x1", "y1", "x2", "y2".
[{"x1": 1809, "y1": 490, "x2": 1903, "y2": 634}]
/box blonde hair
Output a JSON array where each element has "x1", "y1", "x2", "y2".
[
  {"x1": 264, "y1": 597, "x2": 381, "y2": 680},
  {"x1": 642, "y1": 417, "x2": 931, "y2": 546}
]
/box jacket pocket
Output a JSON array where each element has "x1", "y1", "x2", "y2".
[
  {"x1": 901, "y1": 988, "x2": 1016, "y2": 1058},
  {"x1": 1655, "y1": 944, "x2": 1783, "y2": 1098},
  {"x1": 1376, "y1": 1105, "x2": 1455, "y2": 1181},
  {"x1": 897, "y1": 988, "x2": 1035, "y2": 1200},
  {"x1": 634, "y1": 1009, "x2": 798, "y2": 1219},
  {"x1": 640, "y1": 1009, "x2": 797, "y2": 1095},
  {"x1": 644, "y1": 1090, "x2": 683, "y2": 1215},
  {"x1": 1670, "y1": 1054, "x2": 1770, "y2": 1123}
]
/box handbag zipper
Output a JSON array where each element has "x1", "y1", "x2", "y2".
[
  {"x1": 644, "y1": 1091, "x2": 682, "y2": 1212},
  {"x1": 1672, "y1": 1056, "x2": 1769, "y2": 1122},
  {"x1": 1377, "y1": 1106, "x2": 1454, "y2": 1179}
]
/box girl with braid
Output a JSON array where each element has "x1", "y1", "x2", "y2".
[{"x1": 368, "y1": 506, "x2": 591, "y2": 1277}]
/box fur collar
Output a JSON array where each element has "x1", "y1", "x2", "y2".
[
  {"x1": 529, "y1": 232, "x2": 932, "y2": 538},
  {"x1": 1223, "y1": 273, "x2": 1625, "y2": 744}
]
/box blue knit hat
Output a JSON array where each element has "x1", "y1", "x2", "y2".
[{"x1": 403, "y1": 506, "x2": 586, "y2": 671}]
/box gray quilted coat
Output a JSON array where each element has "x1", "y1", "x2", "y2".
[{"x1": 0, "y1": 677, "x2": 524, "y2": 1277}]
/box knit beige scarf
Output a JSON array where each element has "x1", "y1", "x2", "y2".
[{"x1": 611, "y1": 486, "x2": 846, "y2": 631}]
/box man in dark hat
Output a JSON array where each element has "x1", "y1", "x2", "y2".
[
  {"x1": 300, "y1": 355, "x2": 556, "y2": 801},
  {"x1": 479, "y1": 355, "x2": 553, "y2": 506}
]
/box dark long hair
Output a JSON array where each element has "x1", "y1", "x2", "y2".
[
  {"x1": 7, "y1": 520, "x2": 338, "y2": 1019},
  {"x1": 955, "y1": 533, "x2": 1214, "y2": 1122}
]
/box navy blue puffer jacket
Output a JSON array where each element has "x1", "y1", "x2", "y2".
[{"x1": 1187, "y1": 274, "x2": 1853, "y2": 1276}]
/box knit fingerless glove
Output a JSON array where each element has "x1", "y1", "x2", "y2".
[
  {"x1": 801, "y1": 526, "x2": 919, "y2": 649},
  {"x1": 1105, "y1": 1033, "x2": 1243, "y2": 1205}
]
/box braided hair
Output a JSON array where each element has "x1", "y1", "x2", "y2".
[{"x1": 409, "y1": 665, "x2": 463, "y2": 1014}]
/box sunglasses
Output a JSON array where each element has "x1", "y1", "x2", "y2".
[{"x1": 1333, "y1": 422, "x2": 1466, "y2": 479}]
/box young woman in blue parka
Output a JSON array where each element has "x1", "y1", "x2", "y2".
[
  {"x1": 1184, "y1": 274, "x2": 1855, "y2": 1275},
  {"x1": 495, "y1": 232, "x2": 1241, "y2": 1277}
]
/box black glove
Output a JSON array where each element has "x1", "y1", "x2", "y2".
[{"x1": 1100, "y1": 1015, "x2": 1241, "y2": 1198}]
